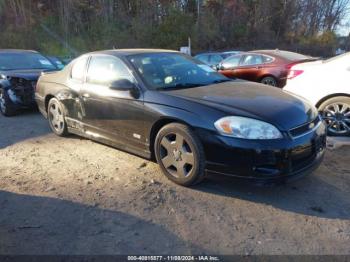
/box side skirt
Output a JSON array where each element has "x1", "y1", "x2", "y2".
[{"x1": 66, "y1": 119, "x2": 152, "y2": 160}]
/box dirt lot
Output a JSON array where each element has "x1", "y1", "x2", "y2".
[{"x1": 0, "y1": 111, "x2": 350, "y2": 255}]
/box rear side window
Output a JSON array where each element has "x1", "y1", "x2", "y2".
[
  {"x1": 262, "y1": 55, "x2": 274, "y2": 63},
  {"x1": 86, "y1": 55, "x2": 133, "y2": 86},
  {"x1": 241, "y1": 55, "x2": 263, "y2": 66},
  {"x1": 71, "y1": 56, "x2": 88, "y2": 81}
]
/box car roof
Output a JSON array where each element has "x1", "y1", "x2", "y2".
[
  {"x1": 0, "y1": 49, "x2": 39, "y2": 54},
  {"x1": 87, "y1": 49, "x2": 179, "y2": 57}
]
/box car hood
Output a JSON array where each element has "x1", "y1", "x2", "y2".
[
  {"x1": 162, "y1": 80, "x2": 317, "y2": 130},
  {"x1": 0, "y1": 69, "x2": 57, "y2": 81}
]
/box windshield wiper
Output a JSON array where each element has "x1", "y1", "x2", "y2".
[{"x1": 157, "y1": 83, "x2": 205, "y2": 90}]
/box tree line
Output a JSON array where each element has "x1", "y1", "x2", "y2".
[{"x1": 0, "y1": 0, "x2": 349, "y2": 57}]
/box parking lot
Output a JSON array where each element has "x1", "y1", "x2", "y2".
[{"x1": 0, "y1": 111, "x2": 350, "y2": 255}]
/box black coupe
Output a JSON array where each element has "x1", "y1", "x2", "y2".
[
  {"x1": 0, "y1": 49, "x2": 59, "y2": 116},
  {"x1": 35, "y1": 49, "x2": 326, "y2": 186}
]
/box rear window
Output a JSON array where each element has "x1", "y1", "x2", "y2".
[{"x1": 272, "y1": 51, "x2": 311, "y2": 61}]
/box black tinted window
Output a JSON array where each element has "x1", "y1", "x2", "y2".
[{"x1": 87, "y1": 56, "x2": 133, "y2": 85}]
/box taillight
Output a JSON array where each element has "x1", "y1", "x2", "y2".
[
  {"x1": 286, "y1": 63, "x2": 295, "y2": 70},
  {"x1": 287, "y1": 69, "x2": 304, "y2": 79}
]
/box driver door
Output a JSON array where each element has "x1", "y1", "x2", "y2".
[
  {"x1": 219, "y1": 55, "x2": 243, "y2": 78},
  {"x1": 80, "y1": 55, "x2": 146, "y2": 150},
  {"x1": 232, "y1": 54, "x2": 264, "y2": 81}
]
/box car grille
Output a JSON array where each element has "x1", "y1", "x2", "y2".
[
  {"x1": 289, "y1": 115, "x2": 321, "y2": 138},
  {"x1": 10, "y1": 78, "x2": 36, "y2": 105}
]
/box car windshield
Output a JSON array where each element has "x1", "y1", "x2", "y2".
[
  {"x1": 0, "y1": 52, "x2": 57, "y2": 70},
  {"x1": 48, "y1": 56, "x2": 65, "y2": 69},
  {"x1": 128, "y1": 53, "x2": 230, "y2": 90}
]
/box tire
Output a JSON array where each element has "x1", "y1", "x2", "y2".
[
  {"x1": 318, "y1": 96, "x2": 350, "y2": 136},
  {"x1": 154, "y1": 123, "x2": 206, "y2": 186},
  {"x1": 0, "y1": 88, "x2": 16, "y2": 116},
  {"x1": 47, "y1": 97, "x2": 68, "y2": 136},
  {"x1": 261, "y1": 76, "x2": 277, "y2": 87}
]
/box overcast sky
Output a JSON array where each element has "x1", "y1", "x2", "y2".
[{"x1": 338, "y1": 9, "x2": 350, "y2": 36}]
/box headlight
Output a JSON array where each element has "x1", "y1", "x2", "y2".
[
  {"x1": 214, "y1": 116, "x2": 283, "y2": 140},
  {"x1": 0, "y1": 74, "x2": 6, "y2": 80}
]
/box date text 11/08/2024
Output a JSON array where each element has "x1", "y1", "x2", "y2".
[{"x1": 127, "y1": 256, "x2": 220, "y2": 261}]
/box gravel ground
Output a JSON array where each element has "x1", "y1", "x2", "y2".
[{"x1": 0, "y1": 111, "x2": 350, "y2": 255}]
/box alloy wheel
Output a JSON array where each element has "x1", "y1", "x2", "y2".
[
  {"x1": 48, "y1": 101, "x2": 65, "y2": 133},
  {"x1": 159, "y1": 133, "x2": 195, "y2": 178},
  {"x1": 261, "y1": 77, "x2": 277, "y2": 87},
  {"x1": 322, "y1": 102, "x2": 350, "y2": 135}
]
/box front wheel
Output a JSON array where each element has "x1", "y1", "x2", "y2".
[
  {"x1": 47, "y1": 97, "x2": 68, "y2": 136},
  {"x1": 318, "y1": 96, "x2": 350, "y2": 136},
  {"x1": 154, "y1": 123, "x2": 206, "y2": 186},
  {"x1": 261, "y1": 76, "x2": 277, "y2": 87}
]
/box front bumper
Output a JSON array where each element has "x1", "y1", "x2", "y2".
[
  {"x1": 7, "y1": 84, "x2": 36, "y2": 108},
  {"x1": 198, "y1": 120, "x2": 327, "y2": 183}
]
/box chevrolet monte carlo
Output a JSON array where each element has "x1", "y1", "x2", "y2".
[{"x1": 35, "y1": 49, "x2": 326, "y2": 186}]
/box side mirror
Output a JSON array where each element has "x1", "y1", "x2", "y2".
[
  {"x1": 218, "y1": 63, "x2": 225, "y2": 71},
  {"x1": 211, "y1": 64, "x2": 219, "y2": 71},
  {"x1": 110, "y1": 79, "x2": 136, "y2": 91}
]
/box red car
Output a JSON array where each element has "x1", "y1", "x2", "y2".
[{"x1": 217, "y1": 50, "x2": 316, "y2": 87}]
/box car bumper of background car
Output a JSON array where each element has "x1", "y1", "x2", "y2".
[
  {"x1": 197, "y1": 120, "x2": 327, "y2": 184},
  {"x1": 7, "y1": 86, "x2": 36, "y2": 108},
  {"x1": 34, "y1": 93, "x2": 47, "y2": 117}
]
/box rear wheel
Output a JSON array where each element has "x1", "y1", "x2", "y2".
[
  {"x1": 154, "y1": 123, "x2": 206, "y2": 186},
  {"x1": 261, "y1": 76, "x2": 277, "y2": 87},
  {"x1": 318, "y1": 96, "x2": 350, "y2": 136},
  {"x1": 47, "y1": 97, "x2": 68, "y2": 136},
  {"x1": 0, "y1": 88, "x2": 16, "y2": 116}
]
